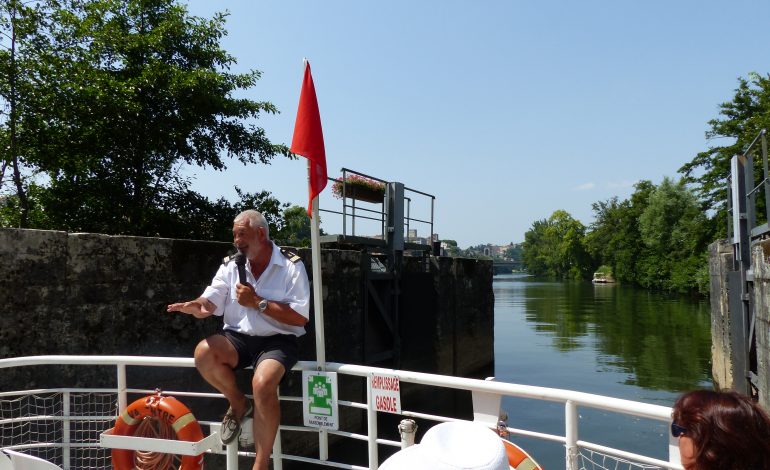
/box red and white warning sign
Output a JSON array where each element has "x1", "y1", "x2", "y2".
[{"x1": 370, "y1": 373, "x2": 401, "y2": 414}]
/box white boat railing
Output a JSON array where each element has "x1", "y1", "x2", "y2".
[{"x1": 0, "y1": 355, "x2": 683, "y2": 470}]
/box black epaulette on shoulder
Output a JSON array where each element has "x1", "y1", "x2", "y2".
[
  {"x1": 280, "y1": 247, "x2": 301, "y2": 263},
  {"x1": 222, "y1": 254, "x2": 235, "y2": 265}
]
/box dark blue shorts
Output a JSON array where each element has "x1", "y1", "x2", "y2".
[{"x1": 217, "y1": 329, "x2": 299, "y2": 377}]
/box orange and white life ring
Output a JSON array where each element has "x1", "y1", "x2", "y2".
[
  {"x1": 503, "y1": 439, "x2": 543, "y2": 470},
  {"x1": 111, "y1": 392, "x2": 205, "y2": 470}
]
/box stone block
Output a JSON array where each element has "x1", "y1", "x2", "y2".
[{"x1": 0, "y1": 228, "x2": 67, "y2": 286}]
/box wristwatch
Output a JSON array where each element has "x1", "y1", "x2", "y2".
[{"x1": 258, "y1": 298, "x2": 268, "y2": 313}]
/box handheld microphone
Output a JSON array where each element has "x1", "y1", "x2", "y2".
[{"x1": 234, "y1": 250, "x2": 248, "y2": 285}]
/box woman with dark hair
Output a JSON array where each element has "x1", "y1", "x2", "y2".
[{"x1": 671, "y1": 389, "x2": 770, "y2": 470}]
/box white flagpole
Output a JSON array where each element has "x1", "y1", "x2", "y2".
[
  {"x1": 308, "y1": 173, "x2": 329, "y2": 461},
  {"x1": 303, "y1": 58, "x2": 329, "y2": 458},
  {"x1": 309, "y1": 190, "x2": 326, "y2": 370}
]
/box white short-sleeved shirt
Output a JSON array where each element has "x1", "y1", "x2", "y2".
[{"x1": 201, "y1": 242, "x2": 310, "y2": 337}]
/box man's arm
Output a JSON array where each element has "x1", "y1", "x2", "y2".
[
  {"x1": 234, "y1": 284, "x2": 308, "y2": 326},
  {"x1": 166, "y1": 297, "x2": 218, "y2": 319}
]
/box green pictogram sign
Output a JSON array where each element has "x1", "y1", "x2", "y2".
[
  {"x1": 308, "y1": 375, "x2": 332, "y2": 415},
  {"x1": 302, "y1": 371, "x2": 338, "y2": 430}
]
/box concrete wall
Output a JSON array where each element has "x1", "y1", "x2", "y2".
[
  {"x1": 709, "y1": 239, "x2": 735, "y2": 390},
  {"x1": 0, "y1": 228, "x2": 494, "y2": 465}
]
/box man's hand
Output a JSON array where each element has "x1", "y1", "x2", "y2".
[
  {"x1": 166, "y1": 298, "x2": 215, "y2": 318},
  {"x1": 235, "y1": 283, "x2": 260, "y2": 309}
]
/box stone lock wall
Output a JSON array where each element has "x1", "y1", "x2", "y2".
[{"x1": 709, "y1": 239, "x2": 735, "y2": 391}]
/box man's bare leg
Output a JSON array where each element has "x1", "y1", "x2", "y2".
[
  {"x1": 251, "y1": 359, "x2": 285, "y2": 470},
  {"x1": 194, "y1": 336, "x2": 250, "y2": 415}
]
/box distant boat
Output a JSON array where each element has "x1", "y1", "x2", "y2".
[{"x1": 592, "y1": 272, "x2": 615, "y2": 283}]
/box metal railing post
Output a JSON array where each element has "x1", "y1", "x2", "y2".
[
  {"x1": 116, "y1": 364, "x2": 127, "y2": 413},
  {"x1": 430, "y1": 196, "x2": 435, "y2": 244},
  {"x1": 367, "y1": 376, "x2": 379, "y2": 468},
  {"x1": 565, "y1": 400, "x2": 579, "y2": 470},
  {"x1": 762, "y1": 131, "x2": 769, "y2": 225},
  {"x1": 62, "y1": 391, "x2": 70, "y2": 470},
  {"x1": 342, "y1": 169, "x2": 348, "y2": 236},
  {"x1": 226, "y1": 440, "x2": 238, "y2": 470},
  {"x1": 273, "y1": 427, "x2": 283, "y2": 470},
  {"x1": 745, "y1": 153, "x2": 756, "y2": 230},
  {"x1": 668, "y1": 425, "x2": 682, "y2": 469}
]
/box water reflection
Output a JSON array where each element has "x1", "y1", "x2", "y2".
[
  {"x1": 493, "y1": 273, "x2": 713, "y2": 468},
  {"x1": 520, "y1": 278, "x2": 711, "y2": 391}
]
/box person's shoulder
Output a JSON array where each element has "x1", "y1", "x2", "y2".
[
  {"x1": 221, "y1": 254, "x2": 237, "y2": 265},
  {"x1": 280, "y1": 247, "x2": 302, "y2": 264}
]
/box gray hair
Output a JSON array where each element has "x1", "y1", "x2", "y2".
[{"x1": 234, "y1": 210, "x2": 270, "y2": 239}]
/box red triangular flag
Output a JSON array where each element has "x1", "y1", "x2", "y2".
[{"x1": 290, "y1": 61, "x2": 327, "y2": 217}]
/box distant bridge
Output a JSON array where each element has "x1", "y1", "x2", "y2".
[{"x1": 492, "y1": 260, "x2": 523, "y2": 275}]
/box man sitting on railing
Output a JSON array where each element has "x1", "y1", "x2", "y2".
[{"x1": 167, "y1": 209, "x2": 310, "y2": 470}]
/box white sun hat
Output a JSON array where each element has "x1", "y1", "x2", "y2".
[{"x1": 380, "y1": 420, "x2": 509, "y2": 470}]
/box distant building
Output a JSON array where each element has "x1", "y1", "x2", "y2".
[{"x1": 477, "y1": 242, "x2": 522, "y2": 260}]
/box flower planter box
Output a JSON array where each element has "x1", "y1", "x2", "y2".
[
  {"x1": 332, "y1": 175, "x2": 386, "y2": 203},
  {"x1": 345, "y1": 186, "x2": 385, "y2": 203}
]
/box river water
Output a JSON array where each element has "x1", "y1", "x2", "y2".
[{"x1": 493, "y1": 273, "x2": 712, "y2": 469}]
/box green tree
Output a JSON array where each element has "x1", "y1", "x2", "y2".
[
  {"x1": 637, "y1": 177, "x2": 709, "y2": 292},
  {"x1": 584, "y1": 180, "x2": 655, "y2": 285},
  {"x1": 546, "y1": 210, "x2": 591, "y2": 280},
  {"x1": 522, "y1": 210, "x2": 591, "y2": 280},
  {"x1": 0, "y1": 0, "x2": 50, "y2": 226},
  {"x1": 522, "y1": 219, "x2": 550, "y2": 276},
  {"x1": 585, "y1": 197, "x2": 626, "y2": 275},
  {"x1": 679, "y1": 73, "x2": 770, "y2": 222},
  {"x1": 274, "y1": 205, "x2": 317, "y2": 248},
  {"x1": 1, "y1": 0, "x2": 290, "y2": 236},
  {"x1": 163, "y1": 187, "x2": 288, "y2": 242}
]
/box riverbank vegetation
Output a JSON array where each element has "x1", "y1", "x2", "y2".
[{"x1": 523, "y1": 72, "x2": 770, "y2": 294}]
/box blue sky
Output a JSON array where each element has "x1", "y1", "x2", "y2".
[{"x1": 184, "y1": 1, "x2": 770, "y2": 248}]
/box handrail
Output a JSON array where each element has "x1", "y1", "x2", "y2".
[
  {"x1": 0, "y1": 356, "x2": 670, "y2": 419},
  {"x1": 0, "y1": 355, "x2": 681, "y2": 470},
  {"x1": 320, "y1": 168, "x2": 436, "y2": 245},
  {"x1": 313, "y1": 362, "x2": 672, "y2": 420},
  {"x1": 0, "y1": 355, "x2": 195, "y2": 368}
]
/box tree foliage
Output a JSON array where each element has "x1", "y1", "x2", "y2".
[
  {"x1": 584, "y1": 181, "x2": 654, "y2": 284},
  {"x1": 0, "y1": 0, "x2": 50, "y2": 225},
  {"x1": 274, "y1": 205, "x2": 322, "y2": 248},
  {"x1": 523, "y1": 179, "x2": 710, "y2": 293},
  {"x1": 521, "y1": 71, "x2": 770, "y2": 294},
  {"x1": 0, "y1": 0, "x2": 292, "y2": 239},
  {"x1": 522, "y1": 210, "x2": 590, "y2": 280},
  {"x1": 679, "y1": 73, "x2": 770, "y2": 216},
  {"x1": 637, "y1": 178, "x2": 709, "y2": 291}
]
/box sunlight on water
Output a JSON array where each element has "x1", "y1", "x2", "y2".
[{"x1": 493, "y1": 273, "x2": 712, "y2": 469}]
